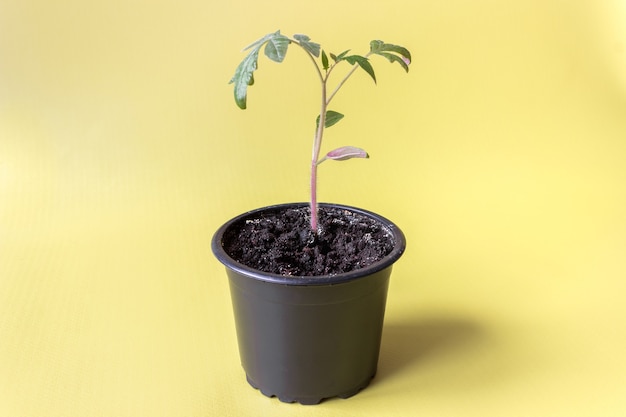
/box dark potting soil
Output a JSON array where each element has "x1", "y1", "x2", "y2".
[{"x1": 222, "y1": 206, "x2": 395, "y2": 277}]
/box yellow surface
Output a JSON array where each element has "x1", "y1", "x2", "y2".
[{"x1": 1, "y1": 0, "x2": 625, "y2": 415}]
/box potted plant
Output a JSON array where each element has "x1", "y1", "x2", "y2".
[{"x1": 212, "y1": 30, "x2": 411, "y2": 405}]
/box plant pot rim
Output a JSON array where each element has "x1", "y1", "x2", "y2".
[{"x1": 212, "y1": 202, "x2": 406, "y2": 286}]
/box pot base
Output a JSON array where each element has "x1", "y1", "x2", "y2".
[{"x1": 246, "y1": 372, "x2": 376, "y2": 405}]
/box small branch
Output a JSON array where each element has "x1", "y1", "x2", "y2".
[{"x1": 326, "y1": 52, "x2": 372, "y2": 105}]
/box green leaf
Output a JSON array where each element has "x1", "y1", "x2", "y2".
[
  {"x1": 324, "y1": 110, "x2": 344, "y2": 128},
  {"x1": 229, "y1": 48, "x2": 261, "y2": 109},
  {"x1": 370, "y1": 40, "x2": 412, "y2": 72},
  {"x1": 293, "y1": 34, "x2": 320, "y2": 57},
  {"x1": 316, "y1": 110, "x2": 345, "y2": 128},
  {"x1": 344, "y1": 55, "x2": 376, "y2": 84},
  {"x1": 321, "y1": 50, "x2": 329, "y2": 71},
  {"x1": 377, "y1": 52, "x2": 410, "y2": 72},
  {"x1": 370, "y1": 40, "x2": 412, "y2": 62},
  {"x1": 229, "y1": 31, "x2": 290, "y2": 109},
  {"x1": 242, "y1": 31, "x2": 280, "y2": 51},
  {"x1": 264, "y1": 34, "x2": 290, "y2": 62}
]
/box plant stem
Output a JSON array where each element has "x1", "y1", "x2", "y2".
[
  {"x1": 292, "y1": 38, "x2": 371, "y2": 232},
  {"x1": 310, "y1": 56, "x2": 369, "y2": 231},
  {"x1": 310, "y1": 81, "x2": 327, "y2": 232},
  {"x1": 290, "y1": 38, "x2": 326, "y2": 232}
]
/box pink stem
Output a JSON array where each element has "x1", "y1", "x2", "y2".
[{"x1": 310, "y1": 160, "x2": 318, "y2": 231}]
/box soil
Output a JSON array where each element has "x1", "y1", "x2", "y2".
[{"x1": 222, "y1": 206, "x2": 395, "y2": 277}]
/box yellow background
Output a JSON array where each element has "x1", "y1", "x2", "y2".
[{"x1": 1, "y1": 0, "x2": 625, "y2": 415}]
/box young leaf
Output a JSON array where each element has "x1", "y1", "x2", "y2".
[
  {"x1": 229, "y1": 31, "x2": 290, "y2": 109},
  {"x1": 315, "y1": 110, "x2": 344, "y2": 128},
  {"x1": 331, "y1": 49, "x2": 350, "y2": 62},
  {"x1": 369, "y1": 39, "x2": 384, "y2": 52},
  {"x1": 324, "y1": 110, "x2": 344, "y2": 128},
  {"x1": 319, "y1": 146, "x2": 369, "y2": 164},
  {"x1": 343, "y1": 55, "x2": 376, "y2": 84},
  {"x1": 293, "y1": 34, "x2": 321, "y2": 57},
  {"x1": 321, "y1": 50, "x2": 329, "y2": 71}
]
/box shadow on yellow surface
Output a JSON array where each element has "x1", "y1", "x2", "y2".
[{"x1": 379, "y1": 316, "x2": 487, "y2": 382}]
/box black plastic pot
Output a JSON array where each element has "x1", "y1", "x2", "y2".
[{"x1": 212, "y1": 203, "x2": 406, "y2": 405}]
